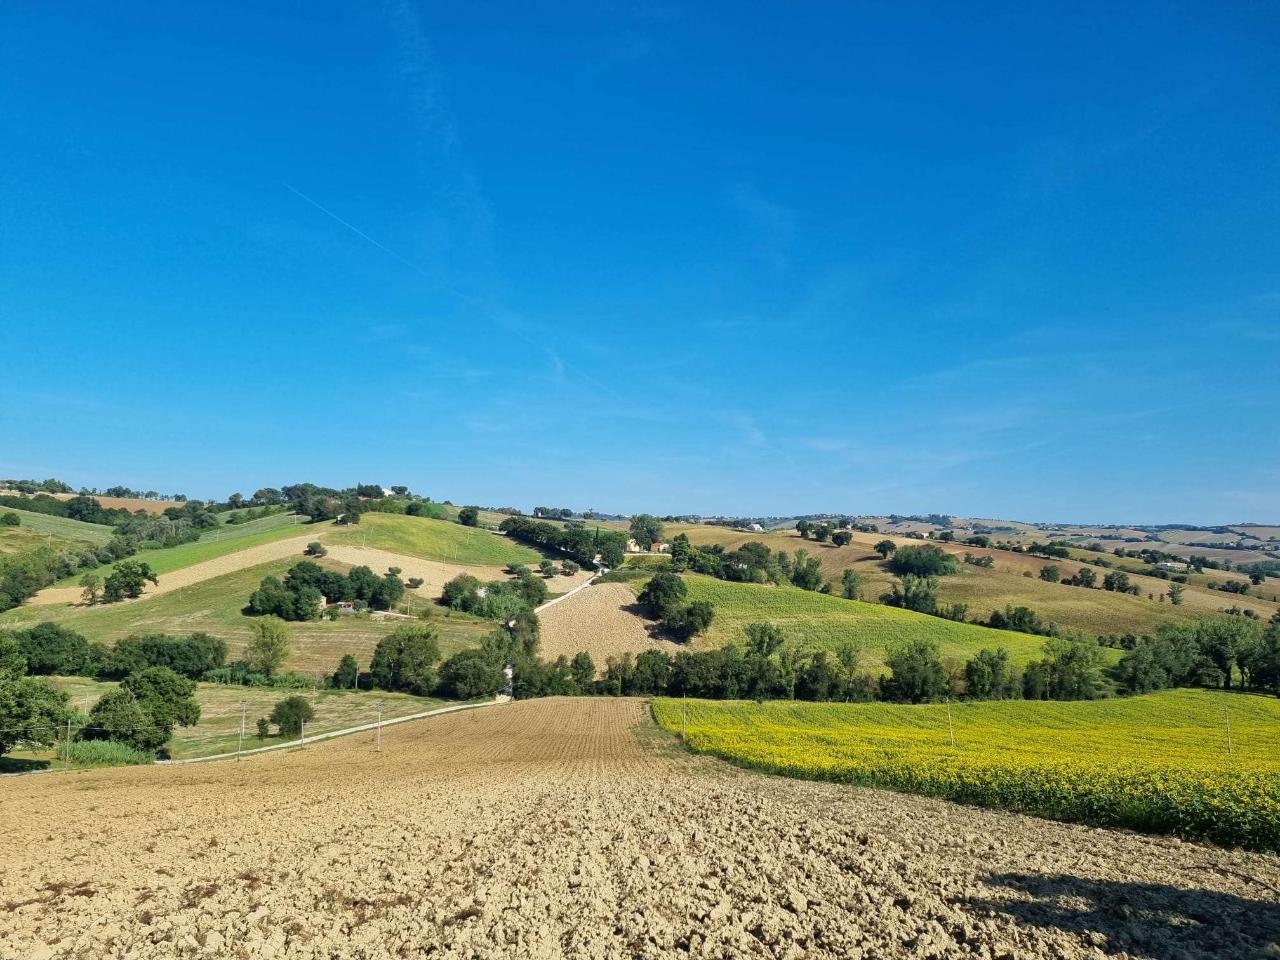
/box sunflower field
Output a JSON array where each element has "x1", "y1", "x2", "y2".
[{"x1": 652, "y1": 689, "x2": 1280, "y2": 850}]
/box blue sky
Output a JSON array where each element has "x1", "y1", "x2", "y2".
[{"x1": 2, "y1": 2, "x2": 1277, "y2": 523}]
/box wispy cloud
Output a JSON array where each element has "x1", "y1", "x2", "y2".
[{"x1": 727, "y1": 182, "x2": 797, "y2": 271}]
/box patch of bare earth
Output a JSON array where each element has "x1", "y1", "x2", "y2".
[
  {"x1": 25, "y1": 535, "x2": 322, "y2": 607},
  {"x1": 1, "y1": 699, "x2": 1277, "y2": 959},
  {"x1": 539, "y1": 581, "x2": 680, "y2": 665}
]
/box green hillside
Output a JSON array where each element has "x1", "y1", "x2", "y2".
[
  {"x1": 665, "y1": 524, "x2": 1278, "y2": 637},
  {"x1": 49, "y1": 516, "x2": 315, "y2": 586},
  {"x1": 0, "y1": 508, "x2": 114, "y2": 553},
  {"x1": 0, "y1": 557, "x2": 490, "y2": 674},
  {"x1": 680, "y1": 574, "x2": 1105, "y2": 671},
  {"x1": 326, "y1": 512, "x2": 540, "y2": 566}
]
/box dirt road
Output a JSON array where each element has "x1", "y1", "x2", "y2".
[{"x1": 1, "y1": 698, "x2": 1276, "y2": 959}]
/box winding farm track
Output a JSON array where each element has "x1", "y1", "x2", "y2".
[
  {"x1": 2, "y1": 698, "x2": 1277, "y2": 959},
  {"x1": 24, "y1": 534, "x2": 321, "y2": 607}
]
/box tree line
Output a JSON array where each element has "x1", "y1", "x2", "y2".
[{"x1": 498, "y1": 515, "x2": 628, "y2": 568}]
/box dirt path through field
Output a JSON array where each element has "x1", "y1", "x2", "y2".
[
  {"x1": 3, "y1": 698, "x2": 1274, "y2": 959},
  {"x1": 26, "y1": 534, "x2": 320, "y2": 607},
  {"x1": 539, "y1": 581, "x2": 679, "y2": 665}
]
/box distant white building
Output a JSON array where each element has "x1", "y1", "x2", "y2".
[
  {"x1": 1157, "y1": 561, "x2": 1189, "y2": 573},
  {"x1": 626, "y1": 539, "x2": 670, "y2": 554}
]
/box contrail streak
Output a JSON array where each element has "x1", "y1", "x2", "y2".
[{"x1": 282, "y1": 181, "x2": 477, "y2": 303}]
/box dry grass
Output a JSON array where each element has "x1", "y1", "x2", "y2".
[
  {"x1": 47, "y1": 493, "x2": 183, "y2": 514},
  {"x1": 662, "y1": 524, "x2": 1280, "y2": 637}
]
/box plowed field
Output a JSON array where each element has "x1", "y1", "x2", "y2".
[{"x1": 1, "y1": 699, "x2": 1277, "y2": 959}]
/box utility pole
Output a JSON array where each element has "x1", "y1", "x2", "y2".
[
  {"x1": 1224, "y1": 703, "x2": 1234, "y2": 756},
  {"x1": 946, "y1": 702, "x2": 956, "y2": 748},
  {"x1": 237, "y1": 701, "x2": 246, "y2": 761}
]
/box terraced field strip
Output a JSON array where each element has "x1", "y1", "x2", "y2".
[
  {"x1": 653, "y1": 689, "x2": 1280, "y2": 850},
  {"x1": 1, "y1": 698, "x2": 1277, "y2": 959}
]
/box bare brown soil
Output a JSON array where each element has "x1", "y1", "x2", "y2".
[
  {"x1": 2, "y1": 698, "x2": 1276, "y2": 960},
  {"x1": 538, "y1": 582, "x2": 680, "y2": 667}
]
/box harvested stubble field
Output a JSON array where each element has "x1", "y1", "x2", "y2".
[{"x1": 2, "y1": 699, "x2": 1278, "y2": 960}]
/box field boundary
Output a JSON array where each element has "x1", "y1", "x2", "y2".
[
  {"x1": 161, "y1": 695, "x2": 510, "y2": 764},
  {"x1": 536, "y1": 574, "x2": 601, "y2": 613}
]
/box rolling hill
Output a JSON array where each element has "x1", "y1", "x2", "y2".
[
  {"x1": 325, "y1": 512, "x2": 541, "y2": 566},
  {"x1": 0, "y1": 556, "x2": 492, "y2": 674},
  {"x1": 678, "y1": 574, "x2": 1089, "y2": 671},
  {"x1": 0, "y1": 507, "x2": 114, "y2": 554},
  {"x1": 664, "y1": 524, "x2": 1279, "y2": 638}
]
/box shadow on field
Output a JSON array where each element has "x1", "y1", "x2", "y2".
[
  {"x1": 977, "y1": 872, "x2": 1280, "y2": 959},
  {"x1": 0, "y1": 757, "x2": 51, "y2": 774}
]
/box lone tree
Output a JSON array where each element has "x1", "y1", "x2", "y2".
[
  {"x1": 247, "y1": 617, "x2": 291, "y2": 676},
  {"x1": 629, "y1": 514, "x2": 664, "y2": 550},
  {"x1": 103, "y1": 560, "x2": 158, "y2": 602},
  {"x1": 0, "y1": 512, "x2": 19, "y2": 526},
  {"x1": 269, "y1": 696, "x2": 314, "y2": 737},
  {"x1": 458, "y1": 506, "x2": 480, "y2": 527},
  {"x1": 874, "y1": 539, "x2": 897, "y2": 560},
  {"x1": 831, "y1": 530, "x2": 852, "y2": 547},
  {"x1": 79, "y1": 572, "x2": 101, "y2": 605},
  {"x1": 1168, "y1": 583, "x2": 1185, "y2": 605},
  {"x1": 795, "y1": 520, "x2": 812, "y2": 539},
  {"x1": 304, "y1": 541, "x2": 327, "y2": 557},
  {"x1": 840, "y1": 568, "x2": 862, "y2": 600},
  {"x1": 1039, "y1": 565, "x2": 1061, "y2": 583}
]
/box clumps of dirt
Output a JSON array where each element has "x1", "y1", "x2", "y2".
[
  {"x1": 0, "y1": 699, "x2": 1277, "y2": 959},
  {"x1": 538, "y1": 582, "x2": 680, "y2": 667}
]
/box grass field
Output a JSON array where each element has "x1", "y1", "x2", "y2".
[
  {"x1": 653, "y1": 690, "x2": 1280, "y2": 850},
  {"x1": 0, "y1": 507, "x2": 114, "y2": 554},
  {"x1": 0, "y1": 557, "x2": 492, "y2": 674},
  {"x1": 49, "y1": 515, "x2": 317, "y2": 586},
  {"x1": 678, "y1": 574, "x2": 1080, "y2": 671},
  {"x1": 12, "y1": 676, "x2": 450, "y2": 765},
  {"x1": 663, "y1": 524, "x2": 1280, "y2": 637},
  {"x1": 326, "y1": 512, "x2": 541, "y2": 566}
]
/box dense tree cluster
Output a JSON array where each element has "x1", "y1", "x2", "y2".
[
  {"x1": 498, "y1": 515, "x2": 628, "y2": 568},
  {"x1": 440, "y1": 570, "x2": 549, "y2": 619},
  {"x1": 634, "y1": 572, "x2": 715, "y2": 640},
  {"x1": 248, "y1": 561, "x2": 405, "y2": 621},
  {"x1": 1116, "y1": 618, "x2": 1280, "y2": 695}
]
